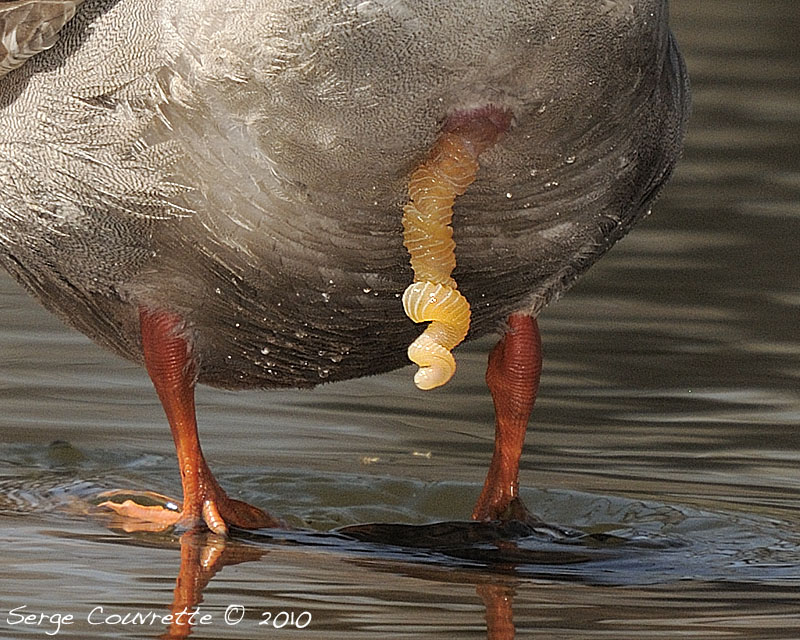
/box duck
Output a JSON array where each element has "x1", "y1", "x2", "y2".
[{"x1": 0, "y1": 0, "x2": 689, "y2": 535}]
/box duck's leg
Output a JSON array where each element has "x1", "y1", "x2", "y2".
[
  {"x1": 100, "y1": 308, "x2": 280, "y2": 534},
  {"x1": 472, "y1": 313, "x2": 542, "y2": 523}
]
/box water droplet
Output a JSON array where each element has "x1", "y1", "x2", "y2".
[
  {"x1": 565, "y1": 155, "x2": 576, "y2": 164},
  {"x1": 317, "y1": 368, "x2": 330, "y2": 379},
  {"x1": 321, "y1": 292, "x2": 330, "y2": 302},
  {"x1": 362, "y1": 287, "x2": 372, "y2": 294},
  {"x1": 260, "y1": 346, "x2": 270, "y2": 355},
  {"x1": 544, "y1": 180, "x2": 559, "y2": 189},
  {"x1": 215, "y1": 287, "x2": 222, "y2": 295},
  {"x1": 529, "y1": 168, "x2": 538, "y2": 177},
  {"x1": 505, "y1": 192, "x2": 513, "y2": 199},
  {"x1": 330, "y1": 354, "x2": 343, "y2": 363},
  {"x1": 234, "y1": 322, "x2": 240, "y2": 328}
]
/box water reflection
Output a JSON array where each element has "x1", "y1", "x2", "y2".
[
  {"x1": 90, "y1": 505, "x2": 797, "y2": 639},
  {"x1": 157, "y1": 532, "x2": 265, "y2": 639},
  {"x1": 92, "y1": 528, "x2": 522, "y2": 640},
  {"x1": 2, "y1": 447, "x2": 799, "y2": 638}
]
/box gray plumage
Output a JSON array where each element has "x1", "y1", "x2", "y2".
[
  {"x1": 0, "y1": 0, "x2": 84, "y2": 76},
  {"x1": 0, "y1": 0, "x2": 689, "y2": 389}
]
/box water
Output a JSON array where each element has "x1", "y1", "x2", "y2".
[{"x1": 2, "y1": 1, "x2": 799, "y2": 638}]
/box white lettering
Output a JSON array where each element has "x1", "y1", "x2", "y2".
[
  {"x1": 84, "y1": 605, "x2": 212, "y2": 627},
  {"x1": 87, "y1": 606, "x2": 104, "y2": 625},
  {"x1": 6, "y1": 606, "x2": 74, "y2": 635}
]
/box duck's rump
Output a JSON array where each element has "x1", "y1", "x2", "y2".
[{"x1": 0, "y1": 0, "x2": 690, "y2": 390}]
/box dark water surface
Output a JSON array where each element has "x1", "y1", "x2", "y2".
[{"x1": 2, "y1": 2, "x2": 799, "y2": 638}]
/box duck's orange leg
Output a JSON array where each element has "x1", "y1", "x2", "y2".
[
  {"x1": 472, "y1": 313, "x2": 541, "y2": 522},
  {"x1": 100, "y1": 308, "x2": 280, "y2": 535}
]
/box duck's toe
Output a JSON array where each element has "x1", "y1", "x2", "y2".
[
  {"x1": 200, "y1": 491, "x2": 284, "y2": 535},
  {"x1": 96, "y1": 489, "x2": 183, "y2": 532},
  {"x1": 97, "y1": 488, "x2": 283, "y2": 535}
]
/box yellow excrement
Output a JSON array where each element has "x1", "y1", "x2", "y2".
[{"x1": 401, "y1": 117, "x2": 504, "y2": 390}]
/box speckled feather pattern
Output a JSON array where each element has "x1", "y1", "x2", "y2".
[
  {"x1": 0, "y1": 0, "x2": 689, "y2": 389},
  {"x1": 0, "y1": 0, "x2": 84, "y2": 77}
]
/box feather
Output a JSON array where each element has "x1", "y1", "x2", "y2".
[{"x1": 0, "y1": 0, "x2": 84, "y2": 78}]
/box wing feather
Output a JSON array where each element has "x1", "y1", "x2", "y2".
[{"x1": 0, "y1": 0, "x2": 84, "y2": 78}]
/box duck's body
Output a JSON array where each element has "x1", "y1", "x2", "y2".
[
  {"x1": 0, "y1": 0, "x2": 688, "y2": 533},
  {"x1": 1, "y1": 0, "x2": 687, "y2": 388}
]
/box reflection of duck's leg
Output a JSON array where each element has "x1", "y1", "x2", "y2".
[
  {"x1": 162, "y1": 531, "x2": 226, "y2": 640},
  {"x1": 473, "y1": 314, "x2": 541, "y2": 523},
  {"x1": 100, "y1": 308, "x2": 281, "y2": 535},
  {"x1": 477, "y1": 583, "x2": 516, "y2": 640},
  {"x1": 161, "y1": 531, "x2": 265, "y2": 639}
]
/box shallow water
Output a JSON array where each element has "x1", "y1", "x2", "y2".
[{"x1": 1, "y1": 1, "x2": 799, "y2": 638}]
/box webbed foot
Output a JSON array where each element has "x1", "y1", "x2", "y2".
[{"x1": 98, "y1": 484, "x2": 281, "y2": 535}]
